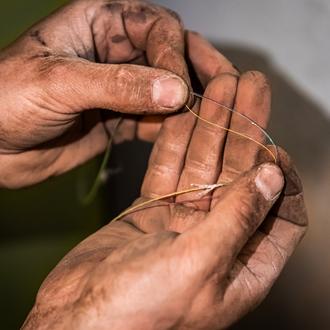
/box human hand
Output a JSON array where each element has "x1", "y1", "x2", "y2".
[
  {"x1": 137, "y1": 30, "x2": 239, "y2": 141},
  {"x1": 23, "y1": 71, "x2": 308, "y2": 329},
  {"x1": 0, "y1": 0, "x2": 199, "y2": 188}
]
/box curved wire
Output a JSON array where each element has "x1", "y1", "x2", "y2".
[
  {"x1": 191, "y1": 92, "x2": 278, "y2": 163},
  {"x1": 109, "y1": 91, "x2": 279, "y2": 223}
]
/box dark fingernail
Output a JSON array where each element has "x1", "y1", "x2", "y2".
[
  {"x1": 152, "y1": 75, "x2": 188, "y2": 109},
  {"x1": 255, "y1": 164, "x2": 284, "y2": 201}
]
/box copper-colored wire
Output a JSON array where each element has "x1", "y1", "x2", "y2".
[
  {"x1": 185, "y1": 104, "x2": 277, "y2": 163},
  {"x1": 110, "y1": 92, "x2": 278, "y2": 223}
]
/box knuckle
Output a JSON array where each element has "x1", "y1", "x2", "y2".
[
  {"x1": 108, "y1": 65, "x2": 142, "y2": 101},
  {"x1": 213, "y1": 72, "x2": 239, "y2": 84},
  {"x1": 185, "y1": 155, "x2": 216, "y2": 173},
  {"x1": 164, "y1": 8, "x2": 182, "y2": 24},
  {"x1": 207, "y1": 73, "x2": 238, "y2": 95},
  {"x1": 150, "y1": 162, "x2": 180, "y2": 178},
  {"x1": 111, "y1": 65, "x2": 126, "y2": 80},
  {"x1": 122, "y1": 1, "x2": 158, "y2": 21},
  {"x1": 35, "y1": 54, "x2": 69, "y2": 79}
]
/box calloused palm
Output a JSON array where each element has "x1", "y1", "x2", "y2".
[{"x1": 23, "y1": 67, "x2": 307, "y2": 329}]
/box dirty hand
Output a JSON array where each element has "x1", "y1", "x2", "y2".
[
  {"x1": 23, "y1": 71, "x2": 308, "y2": 329},
  {"x1": 0, "y1": 0, "x2": 231, "y2": 188}
]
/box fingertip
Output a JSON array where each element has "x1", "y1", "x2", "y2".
[
  {"x1": 257, "y1": 146, "x2": 303, "y2": 196},
  {"x1": 240, "y1": 71, "x2": 270, "y2": 88},
  {"x1": 152, "y1": 74, "x2": 189, "y2": 110}
]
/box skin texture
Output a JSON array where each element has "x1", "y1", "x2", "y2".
[
  {"x1": 0, "y1": 0, "x2": 208, "y2": 188},
  {"x1": 22, "y1": 70, "x2": 308, "y2": 329},
  {"x1": 1, "y1": 1, "x2": 307, "y2": 328}
]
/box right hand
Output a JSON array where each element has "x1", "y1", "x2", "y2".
[{"x1": 0, "y1": 0, "x2": 237, "y2": 189}]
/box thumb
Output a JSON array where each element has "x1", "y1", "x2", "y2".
[
  {"x1": 178, "y1": 163, "x2": 284, "y2": 273},
  {"x1": 49, "y1": 59, "x2": 189, "y2": 114}
]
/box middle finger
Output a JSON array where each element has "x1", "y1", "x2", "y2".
[{"x1": 175, "y1": 74, "x2": 238, "y2": 211}]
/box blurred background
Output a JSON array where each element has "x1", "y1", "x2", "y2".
[{"x1": 0, "y1": 0, "x2": 329, "y2": 329}]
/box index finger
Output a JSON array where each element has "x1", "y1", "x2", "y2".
[
  {"x1": 186, "y1": 31, "x2": 239, "y2": 87},
  {"x1": 217, "y1": 71, "x2": 272, "y2": 184},
  {"x1": 122, "y1": 1, "x2": 190, "y2": 86}
]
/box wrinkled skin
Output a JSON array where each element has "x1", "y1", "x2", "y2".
[
  {"x1": 1, "y1": 0, "x2": 308, "y2": 328},
  {"x1": 0, "y1": 0, "x2": 237, "y2": 188},
  {"x1": 23, "y1": 71, "x2": 308, "y2": 329}
]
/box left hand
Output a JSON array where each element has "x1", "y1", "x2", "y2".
[{"x1": 22, "y1": 69, "x2": 308, "y2": 330}]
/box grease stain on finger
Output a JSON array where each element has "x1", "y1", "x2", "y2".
[
  {"x1": 103, "y1": 2, "x2": 123, "y2": 12},
  {"x1": 30, "y1": 30, "x2": 47, "y2": 47},
  {"x1": 123, "y1": 5, "x2": 157, "y2": 23},
  {"x1": 111, "y1": 34, "x2": 128, "y2": 43}
]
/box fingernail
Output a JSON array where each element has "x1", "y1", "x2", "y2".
[
  {"x1": 152, "y1": 75, "x2": 188, "y2": 109},
  {"x1": 255, "y1": 164, "x2": 284, "y2": 201}
]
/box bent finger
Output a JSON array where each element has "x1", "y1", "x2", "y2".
[
  {"x1": 122, "y1": 2, "x2": 190, "y2": 85},
  {"x1": 186, "y1": 31, "x2": 239, "y2": 87}
]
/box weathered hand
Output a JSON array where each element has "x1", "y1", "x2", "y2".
[
  {"x1": 23, "y1": 71, "x2": 308, "y2": 330},
  {"x1": 136, "y1": 30, "x2": 239, "y2": 141},
  {"x1": 0, "y1": 0, "x2": 196, "y2": 188}
]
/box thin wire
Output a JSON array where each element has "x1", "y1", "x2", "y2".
[
  {"x1": 111, "y1": 184, "x2": 224, "y2": 222},
  {"x1": 192, "y1": 92, "x2": 278, "y2": 163},
  {"x1": 185, "y1": 104, "x2": 277, "y2": 163},
  {"x1": 110, "y1": 91, "x2": 278, "y2": 223}
]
